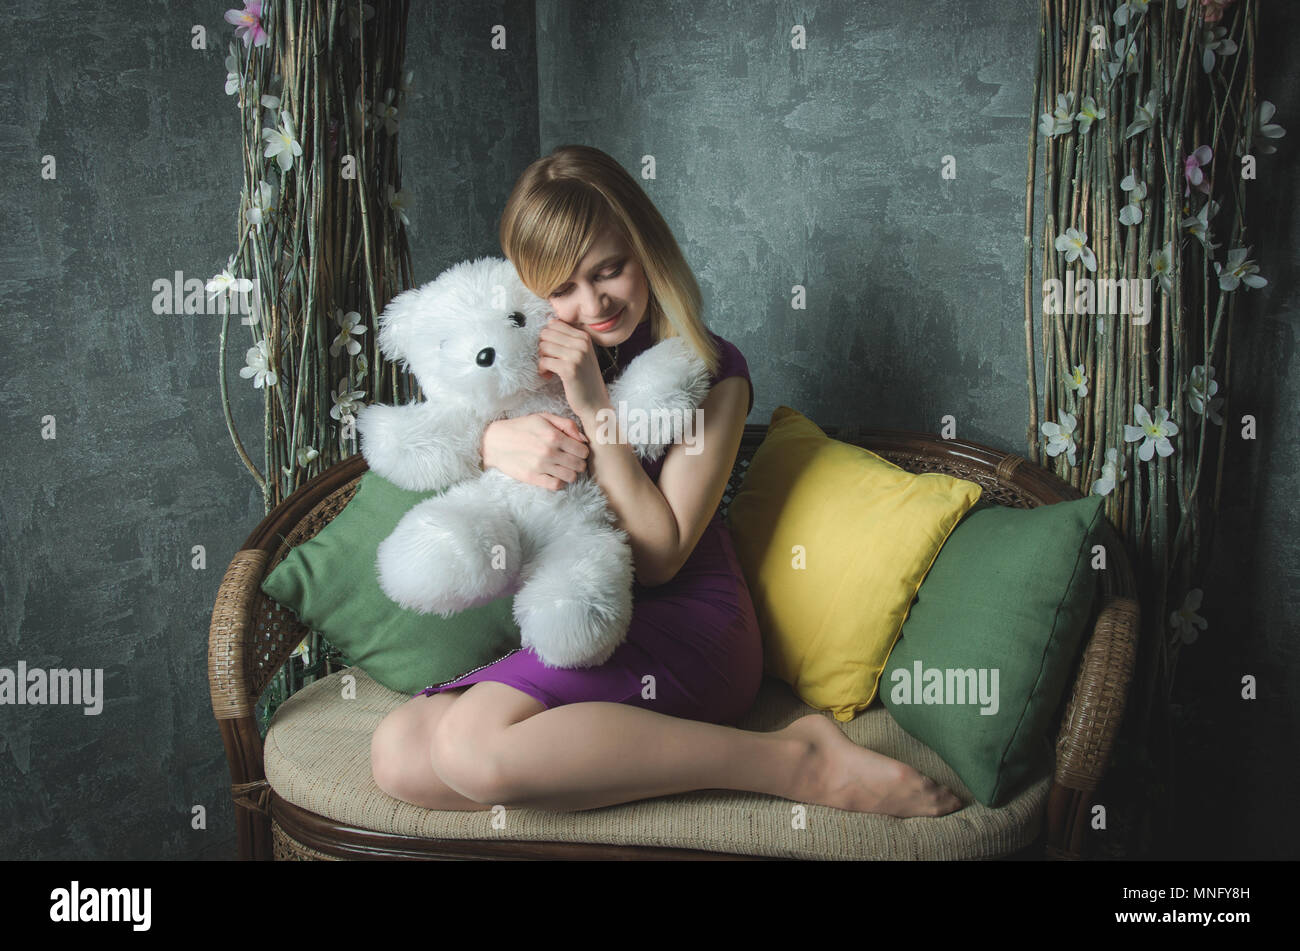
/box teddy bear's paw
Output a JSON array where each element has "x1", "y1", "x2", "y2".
[
  {"x1": 511, "y1": 529, "x2": 634, "y2": 669},
  {"x1": 608, "y1": 337, "x2": 711, "y2": 461},
  {"x1": 357, "y1": 402, "x2": 484, "y2": 493},
  {"x1": 516, "y1": 594, "x2": 633, "y2": 669},
  {"x1": 376, "y1": 499, "x2": 521, "y2": 614}
]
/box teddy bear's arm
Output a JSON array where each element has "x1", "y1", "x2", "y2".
[
  {"x1": 608, "y1": 338, "x2": 711, "y2": 462},
  {"x1": 356, "y1": 401, "x2": 486, "y2": 493}
]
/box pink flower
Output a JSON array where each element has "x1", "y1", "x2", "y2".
[
  {"x1": 225, "y1": 2, "x2": 268, "y2": 48},
  {"x1": 1183, "y1": 145, "x2": 1213, "y2": 197},
  {"x1": 1201, "y1": 0, "x2": 1236, "y2": 24}
]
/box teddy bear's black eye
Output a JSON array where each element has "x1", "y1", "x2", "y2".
[
  {"x1": 507, "y1": 311, "x2": 526, "y2": 327},
  {"x1": 476, "y1": 347, "x2": 495, "y2": 367}
]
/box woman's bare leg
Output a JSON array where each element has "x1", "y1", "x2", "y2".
[
  {"x1": 371, "y1": 687, "x2": 503, "y2": 810},
  {"x1": 432, "y1": 682, "x2": 963, "y2": 817}
]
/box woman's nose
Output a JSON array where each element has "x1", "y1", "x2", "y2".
[{"x1": 578, "y1": 287, "x2": 608, "y2": 321}]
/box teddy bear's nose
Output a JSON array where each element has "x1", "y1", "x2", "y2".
[{"x1": 476, "y1": 347, "x2": 495, "y2": 367}]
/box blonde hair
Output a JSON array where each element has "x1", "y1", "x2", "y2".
[{"x1": 499, "y1": 144, "x2": 721, "y2": 377}]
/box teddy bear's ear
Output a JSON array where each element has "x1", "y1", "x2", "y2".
[{"x1": 375, "y1": 285, "x2": 429, "y2": 362}]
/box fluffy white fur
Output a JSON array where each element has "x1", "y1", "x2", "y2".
[{"x1": 356, "y1": 256, "x2": 710, "y2": 669}]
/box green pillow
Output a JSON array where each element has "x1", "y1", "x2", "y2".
[
  {"x1": 881, "y1": 494, "x2": 1106, "y2": 807},
  {"x1": 260, "y1": 470, "x2": 522, "y2": 695}
]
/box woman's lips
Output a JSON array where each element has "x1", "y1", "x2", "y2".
[{"x1": 589, "y1": 306, "x2": 624, "y2": 332}]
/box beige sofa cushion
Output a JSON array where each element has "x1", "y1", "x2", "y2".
[{"x1": 264, "y1": 666, "x2": 1049, "y2": 860}]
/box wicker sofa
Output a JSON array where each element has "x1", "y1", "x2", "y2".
[{"x1": 207, "y1": 422, "x2": 1139, "y2": 860}]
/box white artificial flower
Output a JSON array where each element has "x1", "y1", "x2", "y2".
[
  {"x1": 1150, "y1": 241, "x2": 1174, "y2": 293},
  {"x1": 330, "y1": 309, "x2": 368, "y2": 357},
  {"x1": 260, "y1": 94, "x2": 281, "y2": 128},
  {"x1": 1092, "y1": 446, "x2": 1127, "y2": 496},
  {"x1": 1181, "y1": 199, "x2": 1220, "y2": 253},
  {"x1": 244, "y1": 179, "x2": 275, "y2": 232},
  {"x1": 296, "y1": 446, "x2": 320, "y2": 467},
  {"x1": 1119, "y1": 170, "x2": 1147, "y2": 226},
  {"x1": 1041, "y1": 410, "x2": 1079, "y2": 467},
  {"x1": 1113, "y1": 0, "x2": 1152, "y2": 26},
  {"x1": 1253, "y1": 100, "x2": 1286, "y2": 155},
  {"x1": 1105, "y1": 35, "x2": 1142, "y2": 82},
  {"x1": 240, "y1": 339, "x2": 279, "y2": 388},
  {"x1": 1124, "y1": 402, "x2": 1178, "y2": 462},
  {"x1": 1200, "y1": 25, "x2": 1237, "y2": 73},
  {"x1": 330, "y1": 382, "x2": 367, "y2": 421},
  {"x1": 1039, "y1": 92, "x2": 1076, "y2": 138},
  {"x1": 1214, "y1": 247, "x2": 1268, "y2": 292},
  {"x1": 373, "y1": 88, "x2": 400, "y2": 134},
  {"x1": 205, "y1": 265, "x2": 254, "y2": 303},
  {"x1": 1169, "y1": 588, "x2": 1206, "y2": 645},
  {"x1": 1065, "y1": 363, "x2": 1089, "y2": 399},
  {"x1": 262, "y1": 113, "x2": 303, "y2": 173},
  {"x1": 290, "y1": 636, "x2": 311, "y2": 666},
  {"x1": 1188, "y1": 365, "x2": 1224, "y2": 425},
  {"x1": 1126, "y1": 90, "x2": 1158, "y2": 139},
  {"x1": 1055, "y1": 227, "x2": 1098, "y2": 272},
  {"x1": 224, "y1": 49, "x2": 244, "y2": 96},
  {"x1": 1075, "y1": 95, "x2": 1106, "y2": 134}
]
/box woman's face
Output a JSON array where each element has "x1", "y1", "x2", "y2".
[{"x1": 545, "y1": 225, "x2": 649, "y2": 345}]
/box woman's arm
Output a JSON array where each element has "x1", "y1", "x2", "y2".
[{"x1": 578, "y1": 375, "x2": 749, "y2": 587}]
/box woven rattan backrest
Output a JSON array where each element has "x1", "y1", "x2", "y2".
[
  {"x1": 717, "y1": 424, "x2": 1043, "y2": 520},
  {"x1": 244, "y1": 479, "x2": 363, "y2": 702},
  {"x1": 245, "y1": 424, "x2": 1050, "y2": 701}
]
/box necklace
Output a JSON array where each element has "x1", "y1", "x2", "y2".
[{"x1": 598, "y1": 342, "x2": 620, "y2": 379}]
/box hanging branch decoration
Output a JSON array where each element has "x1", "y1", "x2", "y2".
[
  {"x1": 214, "y1": 0, "x2": 415, "y2": 514},
  {"x1": 212, "y1": 0, "x2": 415, "y2": 726},
  {"x1": 1024, "y1": 0, "x2": 1281, "y2": 832}
]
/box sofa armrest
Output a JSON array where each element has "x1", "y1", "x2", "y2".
[
  {"x1": 207, "y1": 453, "x2": 370, "y2": 859},
  {"x1": 1044, "y1": 561, "x2": 1140, "y2": 860}
]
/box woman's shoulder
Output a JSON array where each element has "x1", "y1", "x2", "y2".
[{"x1": 705, "y1": 330, "x2": 753, "y2": 416}]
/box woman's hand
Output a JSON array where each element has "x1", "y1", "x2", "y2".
[
  {"x1": 538, "y1": 316, "x2": 613, "y2": 421},
  {"x1": 481, "y1": 413, "x2": 590, "y2": 491}
]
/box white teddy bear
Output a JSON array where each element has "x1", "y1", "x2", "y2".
[{"x1": 356, "y1": 256, "x2": 711, "y2": 669}]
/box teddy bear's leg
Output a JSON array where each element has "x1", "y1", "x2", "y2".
[
  {"x1": 511, "y1": 520, "x2": 634, "y2": 669},
  {"x1": 376, "y1": 481, "x2": 522, "y2": 615}
]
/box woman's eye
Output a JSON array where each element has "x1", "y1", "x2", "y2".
[{"x1": 550, "y1": 264, "x2": 622, "y2": 298}]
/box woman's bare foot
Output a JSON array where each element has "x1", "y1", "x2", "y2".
[{"x1": 781, "y1": 714, "x2": 964, "y2": 817}]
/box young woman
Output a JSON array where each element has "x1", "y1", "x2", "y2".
[{"x1": 370, "y1": 145, "x2": 962, "y2": 818}]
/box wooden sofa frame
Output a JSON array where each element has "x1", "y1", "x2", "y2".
[{"x1": 208, "y1": 423, "x2": 1139, "y2": 860}]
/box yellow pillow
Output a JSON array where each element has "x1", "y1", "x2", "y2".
[{"x1": 725, "y1": 406, "x2": 982, "y2": 721}]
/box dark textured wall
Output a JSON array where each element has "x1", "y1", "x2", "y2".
[
  {"x1": 0, "y1": 0, "x2": 536, "y2": 860},
  {"x1": 537, "y1": 0, "x2": 1042, "y2": 445},
  {"x1": 1167, "y1": 1, "x2": 1300, "y2": 860},
  {"x1": 0, "y1": 0, "x2": 1294, "y2": 859}
]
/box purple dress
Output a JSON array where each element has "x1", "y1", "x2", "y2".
[{"x1": 413, "y1": 317, "x2": 762, "y2": 726}]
